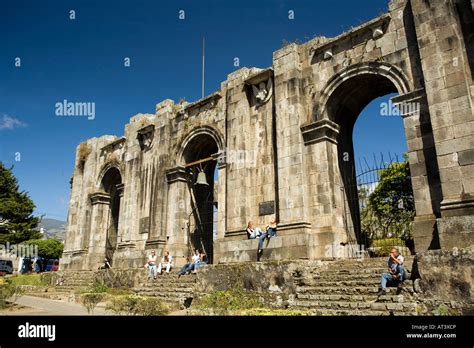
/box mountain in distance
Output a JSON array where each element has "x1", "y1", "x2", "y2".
[{"x1": 39, "y1": 218, "x2": 66, "y2": 241}]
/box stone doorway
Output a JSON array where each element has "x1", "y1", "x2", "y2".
[
  {"x1": 100, "y1": 167, "x2": 122, "y2": 265},
  {"x1": 322, "y1": 70, "x2": 421, "y2": 254},
  {"x1": 182, "y1": 133, "x2": 219, "y2": 264}
]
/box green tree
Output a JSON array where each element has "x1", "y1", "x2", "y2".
[
  {"x1": 23, "y1": 239, "x2": 64, "y2": 259},
  {"x1": 361, "y1": 158, "x2": 415, "y2": 242},
  {"x1": 0, "y1": 162, "x2": 41, "y2": 243}
]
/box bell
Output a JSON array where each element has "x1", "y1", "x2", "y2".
[{"x1": 195, "y1": 170, "x2": 209, "y2": 186}]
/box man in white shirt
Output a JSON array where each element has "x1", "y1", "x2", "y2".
[
  {"x1": 178, "y1": 250, "x2": 200, "y2": 276},
  {"x1": 157, "y1": 250, "x2": 173, "y2": 274},
  {"x1": 145, "y1": 250, "x2": 157, "y2": 280},
  {"x1": 378, "y1": 248, "x2": 406, "y2": 296}
]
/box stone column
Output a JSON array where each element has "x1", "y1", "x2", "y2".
[
  {"x1": 411, "y1": 0, "x2": 474, "y2": 249},
  {"x1": 273, "y1": 44, "x2": 313, "y2": 260},
  {"x1": 301, "y1": 119, "x2": 348, "y2": 259},
  {"x1": 162, "y1": 166, "x2": 190, "y2": 266},
  {"x1": 216, "y1": 160, "x2": 227, "y2": 240},
  {"x1": 87, "y1": 192, "x2": 110, "y2": 269},
  {"x1": 392, "y1": 89, "x2": 442, "y2": 251}
]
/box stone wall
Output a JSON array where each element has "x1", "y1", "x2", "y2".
[
  {"x1": 415, "y1": 246, "x2": 474, "y2": 315},
  {"x1": 62, "y1": 0, "x2": 474, "y2": 270}
]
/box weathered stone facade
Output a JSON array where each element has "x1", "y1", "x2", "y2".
[{"x1": 62, "y1": 0, "x2": 474, "y2": 270}]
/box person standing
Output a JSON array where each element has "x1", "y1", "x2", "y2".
[{"x1": 145, "y1": 250, "x2": 157, "y2": 280}]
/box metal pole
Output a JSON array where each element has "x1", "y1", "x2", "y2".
[{"x1": 202, "y1": 37, "x2": 205, "y2": 99}]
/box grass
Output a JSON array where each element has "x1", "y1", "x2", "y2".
[
  {"x1": 106, "y1": 295, "x2": 169, "y2": 316},
  {"x1": 6, "y1": 274, "x2": 48, "y2": 286},
  {"x1": 195, "y1": 287, "x2": 262, "y2": 313}
]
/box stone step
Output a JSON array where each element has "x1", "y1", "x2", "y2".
[
  {"x1": 316, "y1": 268, "x2": 389, "y2": 276},
  {"x1": 303, "y1": 280, "x2": 385, "y2": 287},
  {"x1": 54, "y1": 286, "x2": 76, "y2": 291},
  {"x1": 302, "y1": 308, "x2": 415, "y2": 316},
  {"x1": 139, "y1": 282, "x2": 196, "y2": 288},
  {"x1": 295, "y1": 293, "x2": 405, "y2": 303},
  {"x1": 133, "y1": 287, "x2": 194, "y2": 294},
  {"x1": 294, "y1": 300, "x2": 417, "y2": 313},
  {"x1": 327, "y1": 258, "x2": 414, "y2": 268},
  {"x1": 310, "y1": 274, "x2": 385, "y2": 283},
  {"x1": 296, "y1": 286, "x2": 414, "y2": 296}
]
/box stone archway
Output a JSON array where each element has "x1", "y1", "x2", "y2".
[
  {"x1": 96, "y1": 165, "x2": 123, "y2": 265},
  {"x1": 316, "y1": 62, "x2": 441, "y2": 253},
  {"x1": 178, "y1": 127, "x2": 224, "y2": 264}
]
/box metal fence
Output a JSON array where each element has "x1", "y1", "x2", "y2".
[{"x1": 341, "y1": 153, "x2": 415, "y2": 258}]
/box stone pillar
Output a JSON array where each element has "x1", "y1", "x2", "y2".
[
  {"x1": 411, "y1": 0, "x2": 474, "y2": 249},
  {"x1": 87, "y1": 192, "x2": 111, "y2": 269},
  {"x1": 163, "y1": 166, "x2": 190, "y2": 266},
  {"x1": 216, "y1": 161, "x2": 227, "y2": 240},
  {"x1": 301, "y1": 119, "x2": 348, "y2": 259},
  {"x1": 273, "y1": 44, "x2": 313, "y2": 259},
  {"x1": 392, "y1": 89, "x2": 442, "y2": 251}
]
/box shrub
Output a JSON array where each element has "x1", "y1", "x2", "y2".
[
  {"x1": 0, "y1": 283, "x2": 23, "y2": 309},
  {"x1": 78, "y1": 292, "x2": 106, "y2": 314},
  {"x1": 22, "y1": 239, "x2": 64, "y2": 259},
  {"x1": 106, "y1": 295, "x2": 169, "y2": 316},
  {"x1": 196, "y1": 287, "x2": 262, "y2": 313},
  {"x1": 74, "y1": 279, "x2": 108, "y2": 295},
  {"x1": 371, "y1": 238, "x2": 404, "y2": 257},
  {"x1": 77, "y1": 142, "x2": 91, "y2": 169},
  {"x1": 90, "y1": 279, "x2": 109, "y2": 293}
]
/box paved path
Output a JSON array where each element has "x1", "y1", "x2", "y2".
[{"x1": 1, "y1": 295, "x2": 111, "y2": 316}]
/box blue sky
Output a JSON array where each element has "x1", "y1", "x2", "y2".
[{"x1": 0, "y1": 0, "x2": 406, "y2": 221}]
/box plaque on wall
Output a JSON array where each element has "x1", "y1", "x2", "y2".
[
  {"x1": 139, "y1": 217, "x2": 149, "y2": 234},
  {"x1": 259, "y1": 201, "x2": 275, "y2": 216}
]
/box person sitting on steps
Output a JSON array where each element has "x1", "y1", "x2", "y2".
[
  {"x1": 193, "y1": 249, "x2": 208, "y2": 273},
  {"x1": 257, "y1": 219, "x2": 278, "y2": 261},
  {"x1": 157, "y1": 250, "x2": 173, "y2": 274},
  {"x1": 246, "y1": 221, "x2": 263, "y2": 239},
  {"x1": 178, "y1": 249, "x2": 200, "y2": 277},
  {"x1": 377, "y1": 247, "x2": 406, "y2": 296},
  {"x1": 100, "y1": 257, "x2": 112, "y2": 270}
]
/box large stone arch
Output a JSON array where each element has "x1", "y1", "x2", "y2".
[
  {"x1": 96, "y1": 161, "x2": 124, "y2": 190},
  {"x1": 166, "y1": 125, "x2": 225, "y2": 264},
  {"x1": 176, "y1": 125, "x2": 225, "y2": 166},
  {"x1": 305, "y1": 60, "x2": 442, "y2": 255},
  {"x1": 315, "y1": 62, "x2": 413, "y2": 122}
]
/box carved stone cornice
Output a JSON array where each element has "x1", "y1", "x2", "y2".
[
  {"x1": 165, "y1": 166, "x2": 189, "y2": 184},
  {"x1": 301, "y1": 119, "x2": 340, "y2": 145},
  {"x1": 90, "y1": 192, "x2": 111, "y2": 205}
]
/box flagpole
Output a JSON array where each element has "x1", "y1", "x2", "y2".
[{"x1": 202, "y1": 37, "x2": 205, "y2": 99}]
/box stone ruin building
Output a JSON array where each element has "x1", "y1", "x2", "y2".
[{"x1": 62, "y1": 0, "x2": 474, "y2": 270}]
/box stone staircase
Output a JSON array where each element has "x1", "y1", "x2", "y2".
[
  {"x1": 132, "y1": 273, "x2": 197, "y2": 308},
  {"x1": 292, "y1": 257, "x2": 418, "y2": 315},
  {"x1": 47, "y1": 270, "x2": 97, "y2": 292}
]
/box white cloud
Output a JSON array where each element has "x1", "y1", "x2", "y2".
[{"x1": 0, "y1": 114, "x2": 27, "y2": 130}]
